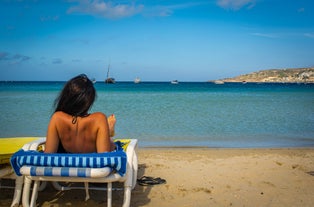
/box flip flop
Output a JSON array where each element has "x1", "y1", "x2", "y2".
[{"x1": 137, "y1": 176, "x2": 166, "y2": 186}]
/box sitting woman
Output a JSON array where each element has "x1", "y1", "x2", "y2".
[{"x1": 45, "y1": 74, "x2": 116, "y2": 153}]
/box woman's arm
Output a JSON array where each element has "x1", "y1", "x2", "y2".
[
  {"x1": 95, "y1": 113, "x2": 113, "y2": 152},
  {"x1": 45, "y1": 113, "x2": 60, "y2": 153}
]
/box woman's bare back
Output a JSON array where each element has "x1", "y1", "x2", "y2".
[{"x1": 45, "y1": 111, "x2": 115, "y2": 153}]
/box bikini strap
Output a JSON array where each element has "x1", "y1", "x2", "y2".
[{"x1": 72, "y1": 116, "x2": 77, "y2": 124}]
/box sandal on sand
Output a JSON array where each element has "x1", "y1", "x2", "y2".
[{"x1": 137, "y1": 176, "x2": 166, "y2": 186}]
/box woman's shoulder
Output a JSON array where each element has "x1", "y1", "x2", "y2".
[
  {"x1": 89, "y1": 112, "x2": 107, "y2": 119},
  {"x1": 51, "y1": 111, "x2": 107, "y2": 122},
  {"x1": 50, "y1": 111, "x2": 71, "y2": 123},
  {"x1": 87, "y1": 112, "x2": 108, "y2": 127},
  {"x1": 52, "y1": 111, "x2": 68, "y2": 119}
]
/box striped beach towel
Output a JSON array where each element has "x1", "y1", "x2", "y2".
[{"x1": 10, "y1": 145, "x2": 127, "y2": 177}]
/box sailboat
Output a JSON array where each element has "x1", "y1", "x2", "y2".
[
  {"x1": 134, "y1": 77, "x2": 141, "y2": 84},
  {"x1": 104, "y1": 63, "x2": 115, "y2": 84}
]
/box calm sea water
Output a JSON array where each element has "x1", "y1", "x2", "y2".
[{"x1": 1, "y1": 81, "x2": 313, "y2": 148}]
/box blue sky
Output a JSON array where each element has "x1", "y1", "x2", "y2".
[{"x1": 1, "y1": 0, "x2": 314, "y2": 81}]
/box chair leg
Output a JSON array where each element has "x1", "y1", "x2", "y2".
[
  {"x1": 21, "y1": 177, "x2": 39, "y2": 207},
  {"x1": 107, "y1": 182, "x2": 112, "y2": 207},
  {"x1": 84, "y1": 182, "x2": 90, "y2": 201},
  {"x1": 122, "y1": 186, "x2": 131, "y2": 207},
  {"x1": 30, "y1": 180, "x2": 39, "y2": 207},
  {"x1": 10, "y1": 176, "x2": 23, "y2": 207},
  {"x1": 132, "y1": 151, "x2": 138, "y2": 189},
  {"x1": 22, "y1": 177, "x2": 32, "y2": 207}
]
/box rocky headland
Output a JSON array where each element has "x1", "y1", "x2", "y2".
[{"x1": 216, "y1": 67, "x2": 314, "y2": 83}]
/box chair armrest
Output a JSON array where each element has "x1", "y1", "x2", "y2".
[
  {"x1": 124, "y1": 139, "x2": 138, "y2": 189},
  {"x1": 27, "y1": 138, "x2": 46, "y2": 151}
]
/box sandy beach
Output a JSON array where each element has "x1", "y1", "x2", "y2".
[{"x1": 1, "y1": 148, "x2": 314, "y2": 207}]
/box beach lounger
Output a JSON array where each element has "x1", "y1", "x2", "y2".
[
  {"x1": 10, "y1": 138, "x2": 138, "y2": 207},
  {"x1": 0, "y1": 137, "x2": 43, "y2": 207}
]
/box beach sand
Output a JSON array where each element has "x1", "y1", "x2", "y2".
[{"x1": 1, "y1": 148, "x2": 314, "y2": 207}]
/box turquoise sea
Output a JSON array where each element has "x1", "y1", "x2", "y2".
[{"x1": 1, "y1": 81, "x2": 313, "y2": 148}]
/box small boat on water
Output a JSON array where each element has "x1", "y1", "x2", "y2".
[
  {"x1": 105, "y1": 78, "x2": 115, "y2": 84},
  {"x1": 105, "y1": 63, "x2": 115, "y2": 84},
  {"x1": 171, "y1": 80, "x2": 179, "y2": 84},
  {"x1": 134, "y1": 77, "x2": 141, "y2": 84},
  {"x1": 214, "y1": 80, "x2": 225, "y2": 84}
]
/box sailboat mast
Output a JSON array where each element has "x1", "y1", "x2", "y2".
[
  {"x1": 106, "y1": 63, "x2": 110, "y2": 79},
  {"x1": 105, "y1": 59, "x2": 115, "y2": 84}
]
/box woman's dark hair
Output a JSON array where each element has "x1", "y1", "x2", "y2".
[{"x1": 54, "y1": 74, "x2": 96, "y2": 117}]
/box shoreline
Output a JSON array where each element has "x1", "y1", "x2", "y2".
[{"x1": 1, "y1": 147, "x2": 314, "y2": 207}]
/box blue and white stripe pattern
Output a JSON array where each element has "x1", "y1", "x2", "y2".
[
  {"x1": 10, "y1": 148, "x2": 126, "y2": 177},
  {"x1": 28, "y1": 166, "x2": 95, "y2": 177}
]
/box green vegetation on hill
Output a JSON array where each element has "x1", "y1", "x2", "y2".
[{"x1": 220, "y1": 68, "x2": 314, "y2": 83}]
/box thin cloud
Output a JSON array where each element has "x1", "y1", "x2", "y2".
[
  {"x1": 297, "y1": 8, "x2": 305, "y2": 13},
  {"x1": 6, "y1": 26, "x2": 15, "y2": 31},
  {"x1": 144, "y1": 5, "x2": 173, "y2": 17},
  {"x1": 304, "y1": 33, "x2": 314, "y2": 39},
  {"x1": 251, "y1": 32, "x2": 314, "y2": 39},
  {"x1": 73, "y1": 38, "x2": 90, "y2": 45},
  {"x1": 67, "y1": 1, "x2": 209, "y2": 18},
  {"x1": 52, "y1": 58, "x2": 63, "y2": 64},
  {"x1": 217, "y1": 0, "x2": 256, "y2": 10},
  {"x1": 0, "y1": 52, "x2": 31, "y2": 64},
  {"x1": 67, "y1": 0, "x2": 144, "y2": 19},
  {"x1": 250, "y1": 32, "x2": 278, "y2": 38},
  {"x1": 143, "y1": 2, "x2": 207, "y2": 17},
  {"x1": 13, "y1": 54, "x2": 31, "y2": 62},
  {"x1": 0, "y1": 52, "x2": 9, "y2": 60},
  {"x1": 40, "y1": 15, "x2": 60, "y2": 22}
]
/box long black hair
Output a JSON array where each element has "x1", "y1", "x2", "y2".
[{"x1": 54, "y1": 74, "x2": 96, "y2": 117}]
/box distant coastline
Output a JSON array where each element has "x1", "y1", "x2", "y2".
[{"x1": 212, "y1": 67, "x2": 314, "y2": 83}]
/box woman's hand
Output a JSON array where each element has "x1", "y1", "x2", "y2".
[{"x1": 107, "y1": 114, "x2": 116, "y2": 137}]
